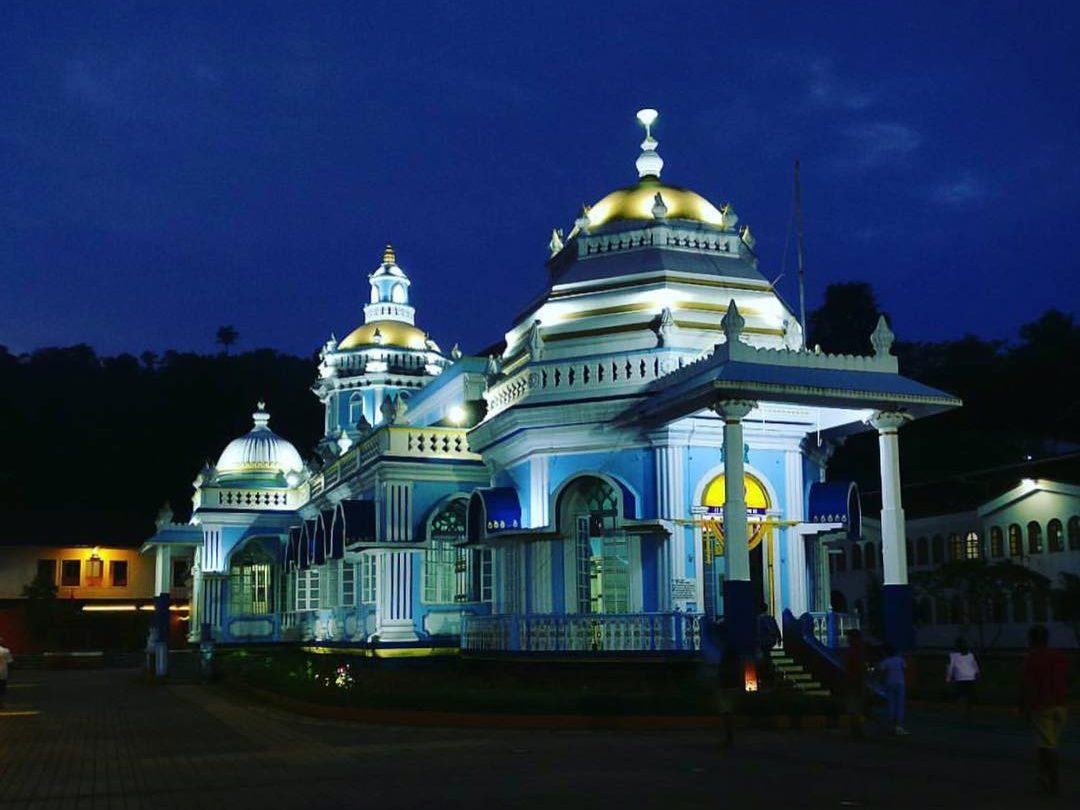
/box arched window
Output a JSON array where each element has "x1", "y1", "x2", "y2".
[
  {"x1": 1069, "y1": 516, "x2": 1080, "y2": 551},
  {"x1": 1027, "y1": 521, "x2": 1043, "y2": 554},
  {"x1": 349, "y1": 393, "x2": 363, "y2": 428},
  {"x1": 424, "y1": 499, "x2": 466, "y2": 604},
  {"x1": 1047, "y1": 519, "x2": 1064, "y2": 553},
  {"x1": 865, "y1": 541, "x2": 876, "y2": 570},
  {"x1": 229, "y1": 542, "x2": 275, "y2": 615},
  {"x1": 965, "y1": 531, "x2": 981, "y2": 560},
  {"x1": 851, "y1": 543, "x2": 863, "y2": 570},
  {"x1": 989, "y1": 526, "x2": 1004, "y2": 557},
  {"x1": 916, "y1": 536, "x2": 929, "y2": 566},
  {"x1": 559, "y1": 476, "x2": 629, "y2": 614},
  {"x1": 949, "y1": 533, "x2": 964, "y2": 561},
  {"x1": 932, "y1": 535, "x2": 945, "y2": 564},
  {"x1": 1008, "y1": 524, "x2": 1022, "y2": 557},
  {"x1": 391, "y1": 283, "x2": 407, "y2": 304}
]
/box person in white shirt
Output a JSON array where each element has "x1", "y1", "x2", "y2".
[
  {"x1": 946, "y1": 637, "x2": 980, "y2": 718},
  {"x1": 0, "y1": 637, "x2": 14, "y2": 707}
]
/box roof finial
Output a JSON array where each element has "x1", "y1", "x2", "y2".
[
  {"x1": 383, "y1": 244, "x2": 396, "y2": 265},
  {"x1": 253, "y1": 401, "x2": 270, "y2": 429},
  {"x1": 635, "y1": 108, "x2": 663, "y2": 179}
]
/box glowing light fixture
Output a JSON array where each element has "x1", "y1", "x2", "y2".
[
  {"x1": 743, "y1": 660, "x2": 759, "y2": 692},
  {"x1": 447, "y1": 405, "x2": 467, "y2": 425},
  {"x1": 636, "y1": 107, "x2": 659, "y2": 129}
]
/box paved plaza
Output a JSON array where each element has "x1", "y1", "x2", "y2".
[{"x1": 0, "y1": 667, "x2": 1074, "y2": 809}]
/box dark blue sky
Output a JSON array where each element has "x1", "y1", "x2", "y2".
[{"x1": 3, "y1": 2, "x2": 1078, "y2": 357}]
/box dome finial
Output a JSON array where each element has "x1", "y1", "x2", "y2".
[
  {"x1": 383, "y1": 244, "x2": 396, "y2": 265},
  {"x1": 635, "y1": 108, "x2": 663, "y2": 179},
  {"x1": 253, "y1": 401, "x2": 270, "y2": 429}
]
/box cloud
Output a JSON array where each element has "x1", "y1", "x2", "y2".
[
  {"x1": 932, "y1": 172, "x2": 991, "y2": 205},
  {"x1": 835, "y1": 122, "x2": 922, "y2": 170},
  {"x1": 803, "y1": 58, "x2": 876, "y2": 112}
]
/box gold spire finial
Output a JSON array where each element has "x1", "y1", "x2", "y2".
[{"x1": 383, "y1": 244, "x2": 396, "y2": 265}]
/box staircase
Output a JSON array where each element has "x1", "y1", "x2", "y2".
[{"x1": 768, "y1": 649, "x2": 831, "y2": 696}]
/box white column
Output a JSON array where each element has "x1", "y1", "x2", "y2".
[
  {"x1": 154, "y1": 545, "x2": 173, "y2": 595},
  {"x1": 376, "y1": 551, "x2": 417, "y2": 642},
  {"x1": 529, "y1": 455, "x2": 550, "y2": 528},
  {"x1": 871, "y1": 411, "x2": 911, "y2": 585},
  {"x1": 189, "y1": 555, "x2": 203, "y2": 642},
  {"x1": 715, "y1": 400, "x2": 756, "y2": 581},
  {"x1": 655, "y1": 444, "x2": 684, "y2": 610},
  {"x1": 784, "y1": 449, "x2": 808, "y2": 616}
]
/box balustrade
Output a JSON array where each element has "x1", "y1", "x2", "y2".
[{"x1": 461, "y1": 612, "x2": 702, "y2": 653}]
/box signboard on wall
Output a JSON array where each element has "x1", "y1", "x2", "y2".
[{"x1": 671, "y1": 578, "x2": 696, "y2": 601}]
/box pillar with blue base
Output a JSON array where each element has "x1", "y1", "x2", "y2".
[
  {"x1": 871, "y1": 410, "x2": 915, "y2": 653},
  {"x1": 723, "y1": 579, "x2": 756, "y2": 656},
  {"x1": 153, "y1": 592, "x2": 170, "y2": 677},
  {"x1": 883, "y1": 584, "x2": 915, "y2": 652}
]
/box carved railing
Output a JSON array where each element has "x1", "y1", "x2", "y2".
[
  {"x1": 486, "y1": 350, "x2": 678, "y2": 417},
  {"x1": 461, "y1": 612, "x2": 702, "y2": 653},
  {"x1": 194, "y1": 487, "x2": 301, "y2": 511}
]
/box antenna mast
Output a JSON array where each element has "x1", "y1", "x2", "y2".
[{"x1": 794, "y1": 159, "x2": 807, "y2": 350}]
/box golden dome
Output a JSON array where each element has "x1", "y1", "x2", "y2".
[
  {"x1": 581, "y1": 177, "x2": 732, "y2": 232},
  {"x1": 338, "y1": 320, "x2": 430, "y2": 351}
]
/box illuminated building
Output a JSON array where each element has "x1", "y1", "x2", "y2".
[
  {"x1": 829, "y1": 479, "x2": 1080, "y2": 648},
  {"x1": 144, "y1": 111, "x2": 959, "y2": 656}
]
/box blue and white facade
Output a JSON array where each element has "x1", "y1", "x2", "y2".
[{"x1": 145, "y1": 111, "x2": 960, "y2": 656}]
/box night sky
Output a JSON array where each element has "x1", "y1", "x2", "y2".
[{"x1": 3, "y1": 2, "x2": 1078, "y2": 358}]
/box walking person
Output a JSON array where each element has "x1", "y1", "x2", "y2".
[
  {"x1": 946, "y1": 637, "x2": 979, "y2": 720},
  {"x1": 1021, "y1": 624, "x2": 1068, "y2": 796},
  {"x1": 878, "y1": 644, "x2": 909, "y2": 735},
  {"x1": 0, "y1": 636, "x2": 13, "y2": 708}
]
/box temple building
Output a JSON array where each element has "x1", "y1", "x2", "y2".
[{"x1": 144, "y1": 110, "x2": 960, "y2": 658}]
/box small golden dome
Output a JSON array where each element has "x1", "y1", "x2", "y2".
[
  {"x1": 382, "y1": 244, "x2": 396, "y2": 265},
  {"x1": 577, "y1": 177, "x2": 731, "y2": 232},
  {"x1": 338, "y1": 320, "x2": 430, "y2": 351}
]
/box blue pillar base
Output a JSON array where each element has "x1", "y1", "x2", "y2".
[
  {"x1": 882, "y1": 584, "x2": 914, "y2": 652},
  {"x1": 723, "y1": 579, "x2": 756, "y2": 656}
]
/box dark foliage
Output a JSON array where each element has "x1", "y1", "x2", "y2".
[{"x1": 0, "y1": 345, "x2": 322, "y2": 545}]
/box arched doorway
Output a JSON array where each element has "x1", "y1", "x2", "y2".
[
  {"x1": 700, "y1": 472, "x2": 773, "y2": 618},
  {"x1": 228, "y1": 539, "x2": 277, "y2": 615},
  {"x1": 557, "y1": 476, "x2": 632, "y2": 614}
]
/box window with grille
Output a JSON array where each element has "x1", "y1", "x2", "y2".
[
  {"x1": 1027, "y1": 521, "x2": 1043, "y2": 554},
  {"x1": 61, "y1": 559, "x2": 81, "y2": 587},
  {"x1": 342, "y1": 562, "x2": 357, "y2": 606},
  {"x1": 321, "y1": 561, "x2": 340, "y2": 608},
  {"x1": 989, "y1": 527, "x2": 1004, "y2": 557},
  {"x1": 965, "y1": 531, "x2": 981, "y2": 560},
  {"x1": 360, "y1": 555, "x2": 376, "y2": 603},
  {"x1": 1008, "y1": 525, "x2": 1022, "y2": 557},
  {"x1": 1047, "y1": 519, "x2": 1064, "y2": 553},
  {"x1": 949, "y1": 533, "x2": 964, "y2": 561},
  {"x1": 230, "y1": 561, "x2": 272, "y2": 614},
  {"x1": 110, "y1": 560, "x2": 128, "y2": 587},
  {"x1": 296, "y1": 569, "x2": 320, "y2": 611},
  {"x1": 425, "y1": 500, "x2": 465, "y2": 603},
  {"x1": 1069, "y1": 516, "x2": 1080, "y2": 551}
]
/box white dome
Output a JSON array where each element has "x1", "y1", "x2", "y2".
[{"x1": 216, "y1": 403, "x2": 304, "y2": 480}]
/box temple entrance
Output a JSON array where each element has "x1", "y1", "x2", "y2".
[{"x1": 701, "y1": 472, "x2": 774, "y2": 618}]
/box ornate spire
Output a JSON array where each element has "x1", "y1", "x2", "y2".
[
  {"x1": 253, "y1": 401, "x2": 270, "y2": 430},
  {"x1": 870, "y1": 314, "x2": 895, "y2": 357},
  {"x1": 635, "y1": 108, "x2": 663, "y2": 179},
  {"x1": 721, "y1": 300, "x2": 745, "y2": 344},
  {"x1": 383, "y1": 244, "x2": 396, "y2": 265}
]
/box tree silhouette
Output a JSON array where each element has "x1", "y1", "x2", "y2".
[
  {"x1": 216, "y1": 325, "x2": 239, "y2": 355},
  {"x1": 807, "y1": 282, "x2": 885, "y2": 356}
]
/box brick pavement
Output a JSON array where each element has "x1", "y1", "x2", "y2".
[{"x1": 0, "y1": 666, "x2": 1073, "y2": 809}]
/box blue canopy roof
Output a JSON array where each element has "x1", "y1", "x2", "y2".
[{"x1": 808, "y1": 481, "x2": 862, "y2": 538}]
